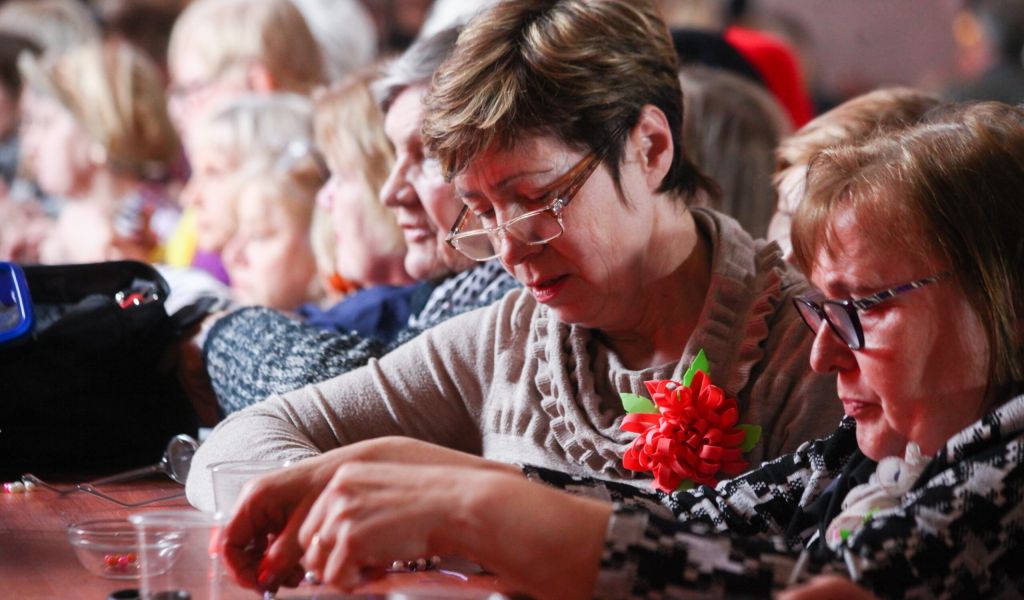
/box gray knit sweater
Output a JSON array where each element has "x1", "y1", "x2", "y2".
[{"x1": 186, "y1": 209, "x2": 841, "y2": 511}]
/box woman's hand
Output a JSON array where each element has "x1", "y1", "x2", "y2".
[
  {"x1": 219, "y1": 437, "x2": 519, "y2": 592},
  {"x1": 297, "y1": 462, "x2": 613, "y2": 600}
]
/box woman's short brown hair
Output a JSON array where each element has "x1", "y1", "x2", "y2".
[
  {"x1": 792, "y1": 101, "x2": 1024, "y2": 397},
  {"x1": 422, "y1": 0, "x2": 713, "y2": 200}
]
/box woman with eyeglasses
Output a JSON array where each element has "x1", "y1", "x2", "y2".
[
  {"x1": 461, "y1": 101, "x2": 1023, "y2": 598},
  {"x1": 233, "y1": 97, "x2": 1021, "y2": 598},
  {"x1": 187, "y1": 0, "x2": 842, "y2": 593}
]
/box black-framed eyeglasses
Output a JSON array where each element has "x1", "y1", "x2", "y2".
[
  {"x1": 445, "y1": 138, "x2": 615, "y2": 262},
  {"x1": 793, "y1": 272, "x2": 952, "y2": 350}
]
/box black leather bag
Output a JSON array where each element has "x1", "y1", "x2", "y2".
[{"x1": 0, "y1": 261, "x2": 199, "y2": 477}]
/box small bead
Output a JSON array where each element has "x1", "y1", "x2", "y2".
[
  {"x1": 4, "y1": 481, "x2": 25, "y2": 493},
  {"x1": 104, "y1": 554, "x2": 118, "y2": 567},
  {"x1": 22, "y1": 481, "x2": 36, "y2": 492},
  {"x1": 429, "y1": 555, "x2": 441, "y2": 567},
  {"x1": 416, "y1": 558, "x2": 427, "y2": 571},
  {"x1": 117, "y1": 554, "x2": 131, "y2": 567},
  {"x1": 391, "y1": 560, "x2": 404, "y2": 571}
]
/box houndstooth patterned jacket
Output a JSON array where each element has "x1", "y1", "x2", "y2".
[{"x1": 525, "y1": 393, "x2": 1024, "y2": 599}]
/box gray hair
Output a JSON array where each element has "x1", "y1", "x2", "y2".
[
  {"x1": 289, "y1": 0, "x2": 378, "y2": 82},
  {"x1": 371, "y1": 26, "x2": 461, "y2": 112}
]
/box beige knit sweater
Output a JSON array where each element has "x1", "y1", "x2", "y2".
[{"x1": 186, "y1": 209, "x2": 841, "y2": 511}]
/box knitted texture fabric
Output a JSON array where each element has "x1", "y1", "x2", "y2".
[
  {"x1": 187, "y1": 209, "x2": 841, "y2": 511},
  {"x1": 204, "y1": 260, "x2": 519, "y2": 414}
]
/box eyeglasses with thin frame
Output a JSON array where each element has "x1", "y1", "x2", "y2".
[
  {"x1": 793, "y1": 271, "x2": 952, "y2": 350},
  {"x1": 445, "y1": 142, "x2": 612, "y2": 262}
]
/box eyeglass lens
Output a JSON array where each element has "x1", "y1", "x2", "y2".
[
  {"x1": 795, "y1": 299, "x2": 862, "y2": 350},
  {"x1": 454, "y1": 211, "x2": 563, "y2": 260}
]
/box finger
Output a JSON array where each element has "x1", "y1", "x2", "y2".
[
  {"x1": 221, "y1": 480, "x2": 293, "y2": 589},
  {"x1": 322, "y1": 538, "x2": 363, "y2": 592},
  {"x1": 300, "y1": 528, "x2": 335, "y2": 582},
  {"x1": 258, "y1": 492, "x2": 317, "y2": 589}
]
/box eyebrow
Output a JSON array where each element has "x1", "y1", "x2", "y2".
[
  {"x1": 456, "y1": 167, "x2": 554, "y2": 200},
  {"x1": 822, "y1": 276, "x2": 881, "y2": 299}
]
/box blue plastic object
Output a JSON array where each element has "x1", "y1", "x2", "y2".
[{"x1": 0, "y1": 262, "x2": 33, "y2": 344}]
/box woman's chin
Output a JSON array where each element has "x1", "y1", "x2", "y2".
[
  {"x1": 404, "y1": 249, "x2": 451, "y2": 281},
  {"x1": 856, "y1": 425, "x2": 907, "y2": 461}
]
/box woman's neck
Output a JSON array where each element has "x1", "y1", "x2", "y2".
[
  {"x1": 599, "y1": 207, "x2": 712, "y2": 370},
  {"x1": 367, "y1": 255, "x2": 417, "y2": 287}
]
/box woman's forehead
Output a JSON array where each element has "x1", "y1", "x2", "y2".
[{"x1": 455, "y1": 137, "x2": 576, "y2": 191}]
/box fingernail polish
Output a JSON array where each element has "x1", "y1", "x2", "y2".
[{"x1": 257, "y1": 566, "x2": 278, "y2": 591}]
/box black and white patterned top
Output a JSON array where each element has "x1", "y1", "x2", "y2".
[
  {"x1": 407, "y1": 260, "x2": 517, "y2": 330},
  {"x1": 525, "y1": 393, "x2": 1024, "y2": 599}
]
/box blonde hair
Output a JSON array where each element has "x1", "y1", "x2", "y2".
[
  {"x1": 230, "y1": 148, "x2": 327, "y2": 299},
  {"x1": 234, "y1": 149, "x2": 325, "y2": 228},
  {"x1": 168, "y1": 0, "x2": 324, "y2": 95},
  {"x1": 0, "y1": 0, "x2": 99, "y2": 57},
  {"x1": 312, "y1": 69, "x2": 405, "y2": 280},
  {"x1": 21, "y1": 39, "x2": 180, "y2": 179},
  {"x1": 189, "y1": 92, "x2": 315, "y2": 173}
]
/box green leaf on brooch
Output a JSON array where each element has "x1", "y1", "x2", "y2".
[
  {"x1": 675, "y1": 479, "x2": 695, "y2": 493},
  {"x1": 737, "y1": 424, "x2": 762, "y2": 452},
  {"x1": 682, "y1": 348, "x2": 710, "y2": 387},
  {"x1": 620, "y1": 392, "x2": 657, "y2": 414}
]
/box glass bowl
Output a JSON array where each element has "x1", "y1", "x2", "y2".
[{"x1": 67, "y1": 518, "x2": 147, "y2": 579}]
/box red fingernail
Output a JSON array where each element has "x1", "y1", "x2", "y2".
[{"x1": 257, "y1": 565, "x2": 278, "y2": 591}]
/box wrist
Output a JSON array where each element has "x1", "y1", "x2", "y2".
[{"x1": 455, "y1": 472, "x2": 613, "y2": 600}]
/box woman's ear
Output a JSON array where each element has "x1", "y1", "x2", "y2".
[{"x1": 629, "y1": 104, "x2": 673, "y2": 192}]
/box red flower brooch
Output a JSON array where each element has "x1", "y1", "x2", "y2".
[{"x1": 620, "y1": 350, "x2": 761, "y2": 493}]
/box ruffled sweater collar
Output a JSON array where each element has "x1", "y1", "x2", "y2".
[{"x1": 530, "y1": 208, "x2": 788, "y2": 479}]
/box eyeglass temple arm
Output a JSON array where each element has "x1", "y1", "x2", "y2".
[
  {"x1": 21, "y1": 473, "x2": 185, "y2": 508},
  {"x1": 76, "y1": 463, "x2": 165, "y2": 489}
]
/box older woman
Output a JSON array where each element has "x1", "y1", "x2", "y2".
[
  {"x1": 192, "y1": 0, "x2": 837, "y2": 588},
  {"x1": 231, "y1": 100, "x2": 1023, "y2": 599},
  {"x1": 197, "y1": 27, "x2": 519, "y2": 414}
]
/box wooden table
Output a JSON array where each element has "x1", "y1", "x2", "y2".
[{"x1": 0, "y1": 477, "x2": 512, "y2": 599}]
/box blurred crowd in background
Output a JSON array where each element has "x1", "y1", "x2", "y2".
[{"x1": 0, "y1": 0, "x2": 1020, "y2": 313}]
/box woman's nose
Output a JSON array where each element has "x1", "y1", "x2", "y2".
[
  {"x1": 498, "y1": 231, "x2": 543, "y2": 267},
  {"x1": 221, "y1": 235, "x2": 245, "y2": 270},
  {"x1": 808, "y1": 321, "x2": 857, "y2": 374},
  {"x1": 380, "y1": 162, "x2": 413, "y2": 208}
]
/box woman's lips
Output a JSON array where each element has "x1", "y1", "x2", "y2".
[
  {"x1": 528, "y1": 275, "x2": 568, "y2": 303},
  {"x1": 400, "y1": 223, "x2": 434, "y2": 243},
  {"x1": 841, "y1": 398, "x2": 880, "y2": 419}
]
